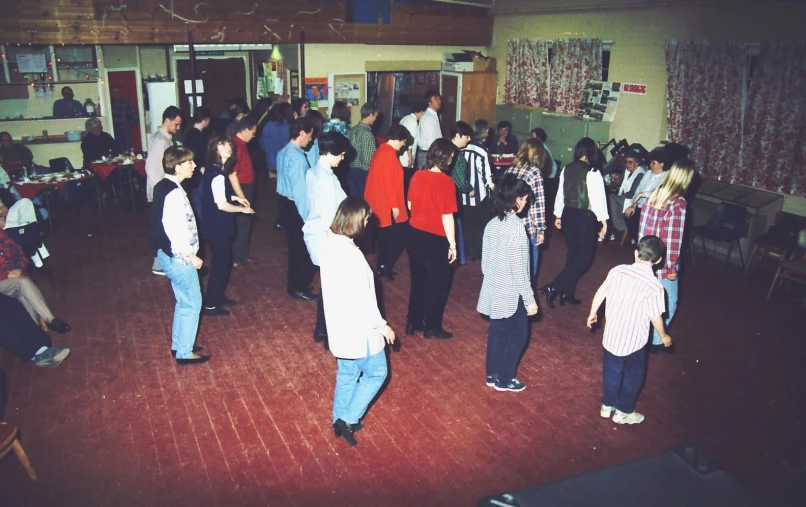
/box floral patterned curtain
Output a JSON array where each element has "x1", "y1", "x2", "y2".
[
  {"x1": 549, "y1": 38, "x2": 602, "y2": 114},
  {"x1": 742, "y1": 42, "x2": 806, "y2": 196},
  {"x1": 665, "y1": 40, "x2": 746, "y2": 184},
  {"x1": 503, "y1": 38, "x2": 550, "y2": 107}
]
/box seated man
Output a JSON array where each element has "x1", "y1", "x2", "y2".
[
  {"x1": 52, "y1": 86, "x2": 87, "y2": 118},
  {"x1": 489, "y1": 121, "x2": 519, "y2": 155},
  {"x1": 81, "y1": 117, "x2": 119, "y2": 167},
  {"x1": 0, "y1": 228, "x2": 69, "y2": 332},
  {"x1": 0, "y1": 131, "x2": 34, "y2": 168},
  {"x1": 0, "y1": 294, "x2": 70, "y2": 368}
]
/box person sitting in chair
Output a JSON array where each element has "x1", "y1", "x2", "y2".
[
  {"x1": 0, "y1": 294, "x2": 70, "y2": 368},
  {"x1": 81, "y1": 118, "x2": 119, "y2": 167},
  {"x1": 0, "y1": 228, "x2": 70, "y2": 333}
]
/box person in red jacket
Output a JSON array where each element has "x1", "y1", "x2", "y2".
[
  {"x1": 364, "y1": 125, "x2": 412, "y2": 280},
  {"x1": 0, "y1": 229, "x2": 70, "y2": 333}
]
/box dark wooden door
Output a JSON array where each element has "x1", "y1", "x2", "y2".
[
  {"x1": 107, "y1": 70, "x2": 143, "y2": 152},
  {"x1": 176, "y1": 58, "x2": 246, "y2": 119},
  {"x1": 440, "y1": 74, "x2": 459, "y2": 138}
]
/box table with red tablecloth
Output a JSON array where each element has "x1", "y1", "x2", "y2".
[
  {"x1": 491, "y1": 156, "x2": 515, "y2": 168},
  {"x1": 88, "y1": 159, "x2": 146, "y2": 211},
  {"x1": 11, "y1": 173, "x2": 102, "y2": 235}
]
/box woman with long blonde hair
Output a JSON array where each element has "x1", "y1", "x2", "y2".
[
  {"x1": 638, "y1": 158, "x2": 695, "y2": 354},
  {"x1": 506, "y1": 138, "x2": 548, "y2": 276}
]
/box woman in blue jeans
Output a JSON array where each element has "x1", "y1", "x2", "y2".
[
  {"x1": 149, "y1": 146, "x2": 208, "y2": 365},
  {"x1": 320, "y1": 198, "x2": 396, "y2": 446}
]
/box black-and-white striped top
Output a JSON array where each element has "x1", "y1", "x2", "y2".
[
  {"x1": 477, "y1": 212, "x2": 536, "y2": 319},
  {"x1": 461, "y1": 141, "x2": 493, "y2": 207}
]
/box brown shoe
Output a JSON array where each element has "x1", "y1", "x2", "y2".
[{"x1": 232, "y1": 262, "x2": 243, "y2": 268}]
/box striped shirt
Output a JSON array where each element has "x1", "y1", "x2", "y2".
[
  {"x1": 600, "y1": 262, "x2": 665, "y2": 356},
  {"x1": 477, "y1": 213, "x2": 536, "y2": 319},
  {"x1": 461, "y1": 142, "x2": 494, "y2": 206}
]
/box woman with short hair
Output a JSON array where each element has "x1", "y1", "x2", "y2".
[
  {"x1": 405, "y1": 139, "x2": 458, "y2": 339},
  {"x1": 364, "y1": 124, "x2": 412, "y2": 279},
  {"x1": 322, "y1": 101, "x2": 351, "y2": 137},
  {"x1": 200, "y1": 137, "x2": 255, "y2": 316},
  {"x1": 478, "y1": 174, "x2": 538, "y2": 392},
  {"x1": 639, "y1": 158, "x2": 695, "y2": 354},
  {"x1": 322, "y1": 197, "x2": 396, "y2": 447},
  {"x1": 541, "y1": 137, "x2": 609, "y2": 308},
  {"x1": 149, "y1": 146, "x2": 208, "y2": 365}
]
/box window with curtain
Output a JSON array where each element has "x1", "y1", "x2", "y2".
[{"x1": 503, "y1": 38, "x2": 550, "y2": 108}]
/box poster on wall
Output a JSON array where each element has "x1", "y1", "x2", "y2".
[
  {"x1": 17, "y1": 53, "x2": 47, "y2": 73},
  {"x1": 334, "y1": 82, "x2": 361, "y2": 108},
  {"x1": 304, "y1": 77, "x2": 329, "y2": 108},
  {"x1": 577, "y1": 81, "x2": 621, "y2": 122}
]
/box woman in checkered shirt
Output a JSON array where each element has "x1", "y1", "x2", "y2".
[{"x1": 638, "y1": 158, "x2": 696, "y2": 354}]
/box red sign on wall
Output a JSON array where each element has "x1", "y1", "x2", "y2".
[{"x1": 622, "y1": 83, "x2": 648, "y2": 95}]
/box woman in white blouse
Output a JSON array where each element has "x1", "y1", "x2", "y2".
[
  {"x1": 623, "y1": 147, "x2": 667, "y2": 241},
  {"x1": 541, "y1": 137, "x2": 609, "y2": 308},
  {"x1": 321, "y1": 197, "x2": 396, "y2": 447}
]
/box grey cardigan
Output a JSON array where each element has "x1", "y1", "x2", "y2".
[{"x1": 477, "y1": 212, "x2": 536, "y2": 319}]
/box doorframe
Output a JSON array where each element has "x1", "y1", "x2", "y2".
[
  {"x1": 171, "y1": 54, "x2": 250, "y2": 111},
  {"x1": 440, "y1": 71, "x2": 462, "y2": 122},
  {"x1": 328, "y1": 71, "x2": 368, "y2": 108},
  {"x1": 104, "y1": 66, "x2": 146, "y2": 151}
]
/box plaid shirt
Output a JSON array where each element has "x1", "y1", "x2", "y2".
[
  {"x1": 451, "y1": 150, "x2": 472, "y2": 194},
  {"x1": 639, "y1": 196, "x2": 687, "y2": 279},
  {"x1": 0, "y1": 228, "x2": 29, "y2": 281},
  {"x1": 348, "y1": 122, "x2": 376, "y2": 171},
  {"x1": 506, "y1": 163, "x2": 546, "y2": 238},
  {"x1": 110, "y1": 97, "x2": 137, "y2": 129}
]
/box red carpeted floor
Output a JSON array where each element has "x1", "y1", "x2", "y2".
[{"x1": 1, "y1": 179, "x2": 804, "y2": 507}]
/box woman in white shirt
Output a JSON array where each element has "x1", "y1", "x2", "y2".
[
  {"x1": 321, "y1": 197, "x2": 396, "y2": 447},
  {"x1": 541, "y1": 137, "x2": 609, "y2": 308},
  {"x1": 624, "y1": 147, "x2": 667, "y2": 242}
]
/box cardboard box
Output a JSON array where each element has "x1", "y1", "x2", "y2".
[
  {"x1": 442, "y1": 61, "x2": 474, "y2": 72},
  {"x1": 473, "y1": 56, "x2": 496, "y2": 72}
]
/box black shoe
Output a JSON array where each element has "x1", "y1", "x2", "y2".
[
  {"x1": 171, "y1": 345, "x2": 204, "y2": 357},
  {"x1": 288, "y1": 289, "x2": 317, "y2": 301},
  {"x1": 202, "y1": 306, "x2": 230, "y2": 316},
  {"x1": 540, "y1": 285, "x2": 557, "y2": 309},
  {"x1": 332, "y1": 418, "x2": 358, "y2": 447},
  {"x1": 560, "y1": 294, "x2": 582, "y2": 306},
  {"x1": 47, "y1": 318, "x2": 71, "y2": 334},
  {"x1": 175, "y1": 354, "x2": 210, "y2": 365},
  {"x1": 424, "y1": 328, "x2": 453, "y2": 339},
  {"x1": 405, "y1": 323, "x2": 424, "y2": 336},
  {"x1": 221, "y1": 297, "x2": 237, "y2": 306}
]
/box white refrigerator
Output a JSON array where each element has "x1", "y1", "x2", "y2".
[{"x1": 145, "y1": 81, "x2": 177, "y2": 141}]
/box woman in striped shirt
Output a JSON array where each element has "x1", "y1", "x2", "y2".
[
  {"x1": 477, "y1": 174, "x2": 538, "y2": 392},
  {"x1": 638, "y1": 158, "x2": 695, "y2": 354}
]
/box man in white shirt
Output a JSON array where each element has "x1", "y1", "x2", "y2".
[
  {"x1": 146, "y1": 106, "x2": 182, "y2": 275},
  {"x1": 416, "y1": 90, "x2": 442, "y2": 169},
  {"x1": 398, "y1": 101, "x2": 425, "y2": 169}
]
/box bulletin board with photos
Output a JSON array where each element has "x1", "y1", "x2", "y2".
[{"x1": 577, "y1": 80, "x2": 621, "y2": 122}]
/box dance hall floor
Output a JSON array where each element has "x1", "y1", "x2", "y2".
[{"x1": 1, "y1": 179, "x2": 804, "y2": 506}]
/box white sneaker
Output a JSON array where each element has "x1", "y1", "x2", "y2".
[
  {"x1": 600, "y1": 404, "x2": 614, "y2": 418},
  {"x1": 612, "y1": 410, "x2": 645, "y2": 425}
]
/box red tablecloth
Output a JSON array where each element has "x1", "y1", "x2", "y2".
[
  {"x1": 90, "y1": 159, "x2": 146, "y2": 180},
  {"x1": 492, "y1": 156, "x2": 515, "y2": 167},
  {"x1": 12, "y1": 174, "x2": 92, "y2": 200}
]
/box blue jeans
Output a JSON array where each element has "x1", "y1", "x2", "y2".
[
  {"x1": 486, "y1": 298, "x2": 529, "y2": 382},
  {"x1": 530, "y1": 236, "x2": 540, "y2": 277},
  {"x1": 158, "y1": 250, "x2": 202, "y2": 359},
  {"x1": 652, "y1": 277, "x2": 678, "y2": 345},
  {"x1": 602, "y1": 347, "x2": 647, "y2": 413},
  {"x1": 333, "y1": 348, "x2": 388, "y2": 425}
]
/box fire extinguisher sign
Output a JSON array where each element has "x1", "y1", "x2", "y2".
[{"x1": 622, "y1": 83, "x2": 648, "y2": 95}]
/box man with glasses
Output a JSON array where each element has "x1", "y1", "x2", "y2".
[{"x1": 146, "y1": 106, "x2": 182, "y2": 275}]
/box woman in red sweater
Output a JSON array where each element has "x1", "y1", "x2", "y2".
[
  {"x1": 364, "y1": 125, "x2": 412, "y2": 280},
  {"x1": 406, "y1": 139, "x2": 458, "y2": 339}
]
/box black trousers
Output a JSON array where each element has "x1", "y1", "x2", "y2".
[
  {"x1": 407, "y1": 228, "x2": 452, "y2": 331},
  {"x1": 462, "y1": 199, "x2": 491, "y2": 261},
  {"x1": 551, "y1": 207, "x2": 598, "y2": 296},
  {"x1": 0, "y1": 294, "x2": 50, "y2": 362},
  {"x1": 205, "y1": 237, "x2": 233, "y2": 308},
  {"x1": 626, "y1": 206, "x2": 642, "y2": 242},
  {"x1": 279, "y1": 196, "x2": 315, "y2": 292},
  {"x1": 377, "y1": 222, "x2": 410, "y2": 270},
  {"x1": 315, "y1": 294, "x2": 327, "y2": 337},
  {"x1": 232, "y1": 183, "x2": 254, "y2": 263}
]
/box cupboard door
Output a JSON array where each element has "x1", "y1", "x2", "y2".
[
  {"x1": 540, "y1": 114, "x2": 588, "y2": 146},
  {"x1": 460, "y1": 72, "x2": 497, "y2": 126}
]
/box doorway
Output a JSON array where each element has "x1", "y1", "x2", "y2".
[
  {"x1": 176, "y1": 58, "x2": 247, "y2": 119},
  {"x1": 367, "y1": 71, "x2": 440, "y2": 136},
  {"x1": 106, "y1": 69, "x2": 144, "y2": 152},
  {"x1": 440, "y1": 74, "x2": 459, "y2": 139}
]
